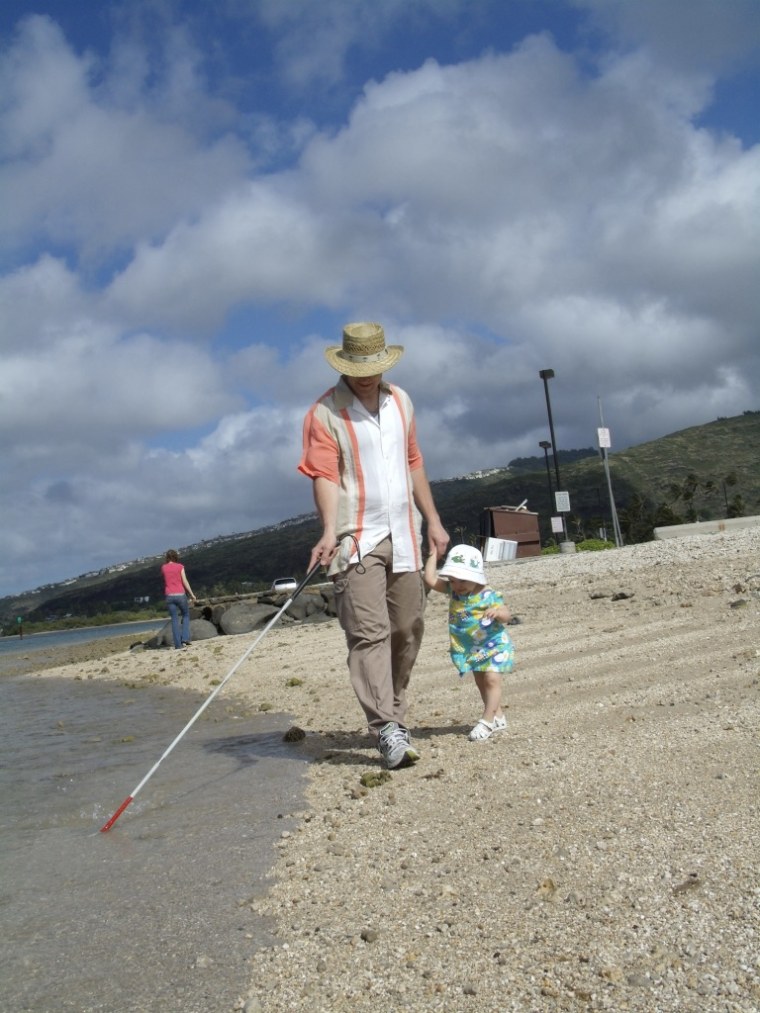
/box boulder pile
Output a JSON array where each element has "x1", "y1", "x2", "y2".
[{"x1": 144, "y1": 584, "x2": 337, "y2": 649}]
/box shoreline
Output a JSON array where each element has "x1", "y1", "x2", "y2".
[
  {"x1": 0, "y1": 633, "x2": 156, "y2": 677},
  {"x1": 1, "y1": 615, "x2": 164, "y2": 638},
  {"x1": 14, "y1": 530, "x2": 760, "y2": 1012}
]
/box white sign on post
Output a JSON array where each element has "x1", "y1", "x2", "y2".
[
  {"x1": 554, "y1": 490, "x2": 570, "y2": 513},
  {"x1": 598, "y1": 427, "x2": 611, "y2": 449},
  {"x1": 551, "y1": 515, "x2": 564, "y2": 534}
]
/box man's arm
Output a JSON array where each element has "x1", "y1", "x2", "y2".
[
  {"x1": 308, "y1": 476, "x2": 340, "y2": 570},
  {"x1": 411, "y1": 467, "x2": 449, "y2": 557}
]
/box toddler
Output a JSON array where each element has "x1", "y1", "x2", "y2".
[{"x1": 424, "y1": 543, "x2": 514, "y2": 740}]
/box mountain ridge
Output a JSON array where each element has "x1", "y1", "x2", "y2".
[{"x1": 3, "y1": 411, "x2": 758, "y2": 624}]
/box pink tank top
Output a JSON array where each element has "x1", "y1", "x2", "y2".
[{"x1": 162, "y1": 561, "x2": 185, "y2": 595}]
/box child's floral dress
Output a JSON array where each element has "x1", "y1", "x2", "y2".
[{"x1": 448, "y1": 586, "x2": 515, "y2": 675}]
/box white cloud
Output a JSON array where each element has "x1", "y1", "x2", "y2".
[
  {"x1": 0, "y1": 16, "x2": 249, "y2": 258},
  {"x1": 101, "y1": 32, "x2": 760, "y2": 369},
  {"x1": 105, "y1": 182, "x2": 350, "y2": 333}
]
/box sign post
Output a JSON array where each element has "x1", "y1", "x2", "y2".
[{"x1": 553, "y1": 491, "x2": 574, "y2": 550}]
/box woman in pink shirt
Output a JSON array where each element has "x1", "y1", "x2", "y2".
[{"x1": 161, "y1": 549, "x2": 197, "y2": 649}]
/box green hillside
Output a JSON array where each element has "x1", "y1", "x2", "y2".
[{"x1": 2, "y1": 412, "x2": 758, "y2": 627}]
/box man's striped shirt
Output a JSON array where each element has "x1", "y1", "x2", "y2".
[{"x1": 299, "y1": 378, "x2": 425, "y2": 575}]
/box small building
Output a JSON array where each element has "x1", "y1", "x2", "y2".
[{"x1": 480, "y1": 505, "x2": 541, "y2": 558}]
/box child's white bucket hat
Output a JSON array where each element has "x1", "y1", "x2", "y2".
[{"x1": 438, "y1": 544, "x2": 486, "y2": 585}]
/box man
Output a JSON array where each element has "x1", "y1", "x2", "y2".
[{"x1": 299, "y1": 322, "x2": 449, "y2": 768}]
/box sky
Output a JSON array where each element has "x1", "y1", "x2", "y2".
[{"x1": 1, "y1": 0, "x2": 759, "y2": 597}]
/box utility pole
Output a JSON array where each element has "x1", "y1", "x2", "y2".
[{"x1": 597, "y1": 396, "x2": 623, "y2": 548}]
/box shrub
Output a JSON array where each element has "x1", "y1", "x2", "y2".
[
  {"x1": 576, "y1": 539, "x2": 616, "y2": 552},
  {"x1": 541, "y1": 538, "x2": 615, "y2": 555}
]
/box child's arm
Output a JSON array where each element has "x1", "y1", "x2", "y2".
[
  {"x1": 484, "y1": 591, "x2": 511, "y2": 624},
  {"x1": 485, "y1": 603, "x2": 512, "y2": 623},
  {"x1": 423, "y1": 551, "x2": 448, "y2": 594}
]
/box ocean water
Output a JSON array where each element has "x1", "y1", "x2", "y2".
[
  {"x1": 0, "y1": 674, "x2": 309, "y2": 1012},
  {"x1": 0, "y1": 619, "x2": 167, "y2": 659}
]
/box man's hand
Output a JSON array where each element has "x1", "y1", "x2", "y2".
[
  {"x1": 308, "y1": 534, "x2": 339, "y2": 572},
  {"x1": 426, "y1": 518, "x2": 450, "y2": 559}
]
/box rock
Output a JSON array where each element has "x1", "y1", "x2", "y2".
[
  {"x1": 189, "y1": 618, "x2": 219, "y2": 641},
  {"x1": 144, "y1": 621, "x2": 173, "y2": 648},
  {"x1": 301, "y1": 611, "x2": 334, "y2": 625},
  {"x1": 143, "y1": 618, "x2": 217, "y2": 648},
  {"x1": 286, "y1": 595, "x2": 326, "y2": 621},
  {"x1": 219, "y1": 602, "x2": 279, "y2": 635},
  {"x1": 319, "y1": 584, "x2": 337, "y2": 616},
  {"x1": 209, "y1": 603, "x2": 228, "y2": 627}
]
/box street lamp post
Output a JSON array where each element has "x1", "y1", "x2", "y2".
[
  {"x1": 539, "y1": 368, "x2": 568, "y2": 542},
  {"x1": 539, "y1": 440, "x2": 553, "y2": 515},
  {"x1": 539, "y1": 369, "x2": 562, "y2": 491}
]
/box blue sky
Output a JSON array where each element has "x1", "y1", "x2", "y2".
[{"x1": 1, "y1": 0, "x2": 759, "y2": 597}]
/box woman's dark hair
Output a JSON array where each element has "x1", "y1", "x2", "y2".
[{"x1": 165, "y1": 549, "x2": 179, "y2": 562}]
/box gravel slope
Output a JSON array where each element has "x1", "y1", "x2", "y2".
[{"x1": 241, "y1": 531, "x2": 760, "y2": 1013}]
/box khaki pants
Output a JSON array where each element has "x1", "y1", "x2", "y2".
[{"x1": 332, "y1": 537, "x2": 426, "y2": 736}]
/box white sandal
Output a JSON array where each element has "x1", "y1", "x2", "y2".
[{"x1": 468, "y1": 715, "x2": 507, "y2": 741}]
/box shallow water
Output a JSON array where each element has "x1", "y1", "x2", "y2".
[
  {"x1": 0, "y1": 619, "x2": 166, "y2": 662},
  {"x1": 1, "y1": 675, "x2": 309, "y2": 1012}
]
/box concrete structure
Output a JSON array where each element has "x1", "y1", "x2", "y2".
[{"x1": 654, "y1": 515, "x2": 760, "y2": 540}]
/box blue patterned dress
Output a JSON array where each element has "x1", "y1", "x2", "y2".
[{"x1": 448, "y1": 587, "x2": 515, "y2": 676}]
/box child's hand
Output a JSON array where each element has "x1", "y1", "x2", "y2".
[
  {"x1": 423, "y1": 549, "x2": 446, "y2": 593},
  {"x1": 485, "y1": 605, "x2": 511, "y2": 623}
]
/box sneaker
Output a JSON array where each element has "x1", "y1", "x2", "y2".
[
  {"x1": 378, "y1": 722, "x2": 420, "y2": 769},
  {"x1": 400, "y1": 725, "x2": 421, "y2": 760}
]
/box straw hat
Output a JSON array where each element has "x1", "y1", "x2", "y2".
[
  {"x1": 438, "y1": 544, "x2": 486, "y2": 585},
  {"x1": 324, "y1": 322, "x2": 404, "y2": 377}
]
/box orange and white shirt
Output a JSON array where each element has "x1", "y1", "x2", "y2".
[{"x1": 298, "y1": 378, "x2": 424, "y2": 575}]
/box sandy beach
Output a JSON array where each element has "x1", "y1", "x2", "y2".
[{"x1": 13, "y1": 529, "x2": 760, "y2": 1012}]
